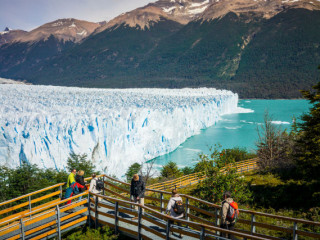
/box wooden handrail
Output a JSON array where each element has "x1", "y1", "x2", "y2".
[
  {"x1": 148, "y1": 157, "x2": 259, "y2": 189},
  {"x1": 90, "y1": 192, "x2": 268, "y2": 240},
  {"x1": 105, "y1": 175, "x2": 320, "y2": 228},
  {"x1": 0, "y1": 183, "x2": 64, "y2": 207}
]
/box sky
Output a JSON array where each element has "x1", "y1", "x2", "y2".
[{"x1": 0, "y1": 0, "x2": 157, "y2": 31}]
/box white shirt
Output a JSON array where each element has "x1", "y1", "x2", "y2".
[
  {"x1": 166, "y1": 195, "x2": 184, "y2": 219},
  {"x1": 89, "y1": 178, "x2": 100, "y2": 194}
]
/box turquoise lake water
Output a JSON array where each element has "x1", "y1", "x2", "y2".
[{"x1": 153, "y1": 99, "x2": 311, "y2": 169}]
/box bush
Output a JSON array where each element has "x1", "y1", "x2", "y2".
[
  {"x1": 64, "y1": 226, "x2": 117, "y2": 240},
  {"x1": 192, "y1": 146, "x2": 252, "y2": 204}
]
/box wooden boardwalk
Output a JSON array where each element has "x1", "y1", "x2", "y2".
[
  {"x1": 148, "y1": 158, "x2": 259, "y2": 191},
  {"x1": 1, "y1": 159, "x2": 320, "y2": 240}
]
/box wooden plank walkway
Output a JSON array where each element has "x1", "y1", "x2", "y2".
[{"x1": 1, "y1": 159, "x2": 320, "y2": 240}]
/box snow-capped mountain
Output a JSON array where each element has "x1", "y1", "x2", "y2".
[
  {"x1": 0, "y1": 19, "x2": 101, "y2": 46},
  {"x1": 14, "y1": 18, "x2": 101, "y2": 43},
  {"x1": 0, "y1": 28, "x2": 27, "y2": 45},
  {"x1": 1, "y1": 0, "x2": 320, "y2": 98},
  {"x1": 0, "y1": 84, "x2": 241, "y2": 177},
  {"x1": 96, "y1": 0, "x2": 320, "y2": 30}
]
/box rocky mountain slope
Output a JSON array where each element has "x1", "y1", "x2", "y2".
[{"x1": 1, "y1": 0, "x2": 320, "y2": 98}]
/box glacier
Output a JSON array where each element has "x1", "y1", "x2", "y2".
[{"x1": 0, "y1": 84, "x2": 240, "y2": 177}]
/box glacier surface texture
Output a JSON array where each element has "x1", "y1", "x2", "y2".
[{"x1": 0, "y1": 85, "x2": 239, "y2": 177}]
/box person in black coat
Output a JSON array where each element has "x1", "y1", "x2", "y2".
[
  {"x1": 130, "y1": 174, "x2": 145, "y2": 219},
  {"x1": 76, "y1": 170, "x2": 87, "y2": 194}
]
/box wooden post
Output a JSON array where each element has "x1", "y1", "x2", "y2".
[
  {"x1": 215, "y1": 208, "x2": 220, "y2": 226},
  {"x1": 28, "y1": 195, "x2": 32, "y2": 213},
  {"x1": 166, "y1": 219, "x2": 171, "y2": 240},
  {"x1": 200, "y1": 226, "x2": 205, "y2": 240},
  {"x1": 87, "y1": 193, "x2": 91, "y2": 227},
  {"x1": 95, "y1": 196, "x2": 99, "y2": 228},
  {"x1": 160, "y1": 193, "x2": 164, "y2": 213},
  {"x1": 251, "y1": 213, "x2": 256, "y2": 234},
  {"x1": 185, "y1": 197, "x2": 190, "y2": 222},
  {"x1": 138, "y1": 206, "x2": 142, "y2": 240},
  {"x1": 292, "y1": 222, "x2": 298, "y2": 240},
  {"x1": 115, "y1": 201, "x2": 119, "y2": 234},
  {"x1": 56, "y1": 205, "x2": 61, "y2": 240},
  {"x1": 102, "y1": 176, "x2": 105, "y2": 195},
  {"x1": 20, "y1": 218, "x2": 25, "y2": 240},
  {"x1": 59, "y1": 185, "x2": 63, "y2": 199}
]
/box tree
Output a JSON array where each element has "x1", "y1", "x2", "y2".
[
  {"x1": 125, "y1": 163, "x2": 141, "y2": 182},
  {"x1": 192, "y1": 146, "x2": 252, "y2": 204},
  {"x1": 294, "y1": 77, "x2": 320, "y2": 179},
  {"x1": 256, "y1": 111, "x2": 293, "y2": 171},
  {"x1": 160, "y1": 161, "x2": 182, "y2": 179},
  {"x1": 66, "y1": 153, "x2": 96, "y2": 176},
  {"x1": 181, "y1": 166, "x2": 194, "y2": 175}
]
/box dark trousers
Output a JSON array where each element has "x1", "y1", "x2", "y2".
[{"x1": 220, "y1": 222, "x2": 235, "y2": 240}]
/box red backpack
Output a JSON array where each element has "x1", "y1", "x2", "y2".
[{"x1": 226, "y1": 201, "x2": 239, "y2": 222}]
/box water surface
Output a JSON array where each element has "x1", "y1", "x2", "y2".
[{"x1": 153, "y1": 99, "x2": 310, "y2": 168}]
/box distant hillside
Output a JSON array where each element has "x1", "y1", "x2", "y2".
[{"x1": 0, "y1": 0, "x2": 320, "y2": 98}]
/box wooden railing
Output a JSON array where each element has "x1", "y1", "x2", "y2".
[
  {"x1": 0, "y1": 192, "x2": 88, "y2": 240},
  {"x1": 104, "y1": 174, "x2": 320, "y2": 240},
  {"x1": 0, "y1": 160, "x2": 319, "y2": 240},
  {"x1": 148, "y1": 158, "x2": 259, "y2": 190},
  {"x1": 89, "y1": 192, "x2": 268, "y2": 240},
  {"x1": 0, "y1": 175, "x2": 103, "y2": 227}
]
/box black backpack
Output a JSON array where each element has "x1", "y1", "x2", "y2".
[
  {"x1": 173, "y1": 200, "x2": 185, "y2": 214},
  {"x1": 96, "y1": 179, "x2": 104, "y2": 191}
]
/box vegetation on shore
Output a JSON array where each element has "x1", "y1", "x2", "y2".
[{"x1": 1, "y1": 76, "x2": 320, "y2": 238}]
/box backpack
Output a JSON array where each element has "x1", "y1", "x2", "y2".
[
  {"x1": 226, "y1": 201, "x2": 239, "y2": 222},
  {"x1": 96, "y1": 178, "x2": 104, "y2": 191},
  {"x1": 173, "y1": 200, "x2": 185, "y2": 214}
]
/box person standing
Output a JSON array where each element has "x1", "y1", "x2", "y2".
[
  {"x1": 67, "y1": 169, "x2": 77, "y2": 188},
  {"x1": 130, "y1": 174, "x2": 145, "y2": 220},
  {"x1": 76, "y1": 170, "x2": 87, "y2": 199},
  {"x1": 166, "y1": 189, "x2": 184, "y2": 238},
  {"x1": 220, "y1": 191, "x2": 237, "y2": 240},
  {"x1": 89, "y1": 173, "x2": 101, "y2": 207}
]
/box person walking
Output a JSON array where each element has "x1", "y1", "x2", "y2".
[
  {"x1": 76, "y1": 170, "x2": 87, "y2": 199},
  {"x1": 220, "y1": 191, "x2": 237, "y2": 240},
  {"x1": 89, "y1": 173, "x2": 101, "y2": 207},
  {"x1": 130, "y1": 174, "x2": 145, "y2": 220},
  {"x1": 166, "y1": 189, "x2": 184, "y2": 238}
]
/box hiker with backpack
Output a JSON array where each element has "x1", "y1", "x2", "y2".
[
  {"x1": 220, "y1": 191, "x2": 239, "y2": 240},
  {"x1": 166, "y1": 189, "x2": 185, "y2": 238},
  {"x1": 130, "y1": 174, "x2": 145, "y2": 220},
  {"x1": 89, "y1": 173, "x2": 103, "y2": 207}
]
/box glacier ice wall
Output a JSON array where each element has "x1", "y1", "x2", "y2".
[{"x1": 0, "y1": 85, "x2": 238, "y2": 177}]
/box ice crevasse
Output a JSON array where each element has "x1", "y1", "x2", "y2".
[{"x1": 0, "y1": 85, "x2": 240, "y2": 177}]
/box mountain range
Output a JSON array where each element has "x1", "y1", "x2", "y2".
[{"x1": 1, "y1": 0, "x2": 320, "y2": 98}]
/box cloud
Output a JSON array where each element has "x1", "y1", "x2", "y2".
[{"x1": 0, "y1": 0, "x2": 156, "y2": 31}]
